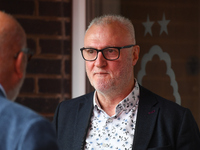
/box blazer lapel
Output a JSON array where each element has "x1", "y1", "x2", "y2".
[
  {"x1": 73, "y1": 93, "x2": 94, "y2": 150},
  {"x1": 133, "y1": 86, "x2": 160, "y2": 149},
  {"x1": 0, "y1": 90, "x2": 4, "y2": 97},
  {"x1": 0, "y1": 86, "x2": 6, "y2": 98}
]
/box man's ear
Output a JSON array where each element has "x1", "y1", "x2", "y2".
[
  {"x1": 132, "y1": 45, "x2": 140, "y2": 66},
  {"x1": 15, "y1": 52, "x2": 25, "y2": 79}
]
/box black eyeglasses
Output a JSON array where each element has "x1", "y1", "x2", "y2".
[
  {"x1": 15, "y1": 48, "x2": 34, "y2": 62},
  {"x1": 80, "y1": 44, "x2": 135, "y2": 61}
]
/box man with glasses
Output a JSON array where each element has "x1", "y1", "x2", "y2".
[
  {"x1": 53, "y1": 15, "x2": 200, "y2": 149},
  {"x1": 0, "y1": 11, "x2": 59, "y2": 150}
]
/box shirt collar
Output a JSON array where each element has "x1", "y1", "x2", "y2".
[
  {"x1": 0, "y1": 84, "x2": 7, "y2": 98},
  {"x1": 93, "y1": 79, "x2": 140, "y2": 117}
]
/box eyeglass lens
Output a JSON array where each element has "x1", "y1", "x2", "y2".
[{"x1": 82, "y1": 48, "x2": 119, "y2": 61}]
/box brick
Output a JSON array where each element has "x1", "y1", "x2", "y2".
[
  {"x1": 27, "y1": 59, "x2": 61, "y2": 74},
  {"x1": 39, "y1": 1, "x2": 71, "y2": 17},
  {"x1": 16, "y1": 97, "x2": 60, "y2": 113},
  {"x1": 38, "y1": 78, "x2": 62, "y2": 94},
  {"x1": 64, "y1": 40, "x2": 71, "y2": 55},
  {"x1": 64, "y1": 79, "x2": 71, "y2": 94},
  {"x1": 39, "y1": 1, "x2": 62, "y2": 17},
  {"x1": 65, "y1": 59, "x2": 71, "y2": 74},
  {"x1": 63, "y1": 2, "x2": 72, "y2": 17},
  {"x1": 27, "y1": 38, "x2": 36, "y2": 50},
  {"x1": 17, "y1": 19, "x2": 62, "y2": 35},
  {"x1": 40, "y1": 39, "x2": 62, "y2": 54},
  {"x1": 0, "y1": 0, "x2": 34, "y2": 15},
  {"x1": 20, "y1": 78, "x2": 35, "y2": 93},
  {"x1": 65, "y1": 21, "x2": 71, "y2": 36},
  {"x1": 40, "y1": 39, "x2": 71, "y2": 55}
]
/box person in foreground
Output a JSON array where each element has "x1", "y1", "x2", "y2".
[
  {"x1": 0, "y1": 11, "x2": 59, "y2": 150},
  {"x1": 53, "y1": 15, "x2": 200, "y2": 149}
]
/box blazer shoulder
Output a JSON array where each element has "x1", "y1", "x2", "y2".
[
  {"x1": 56, "y1": 92, "x2": 94, "y2": 114},
  {"x1": 139, "y1": 85, "x2": 186, "y2": 112},
  {"x1": 60, "y1": 92, "x2": 94, "y2": 106},
  {"x1": 0, "y1": 96, "x2": 58, "y2": 150}
]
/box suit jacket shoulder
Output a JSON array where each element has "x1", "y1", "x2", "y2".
[
  {"x1": 0, "y1": 94, "x2": 59, "y2": 150},
  {"x1": 140, "y1": 85, "x2": 186, "y2": 112},
  {"x1": 53, "y1": 92, "x2": 94, "y2": 150},
  {"x1": 133, "y1": 85, "x2": 200, "y2": 149}
]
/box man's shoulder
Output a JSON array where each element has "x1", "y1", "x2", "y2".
[
  {"x1": 60, "y1": 92, "x2": 94, "y2": 106},
  {"x1": 0, "y1": 96, "x2": 58, "y2": 150},
  {"x1": 139, "y1": 85, "x2": 193, "y2": 127},
  {"x1": 54, "y1": 92, "x2": 94, "y2": 117},
  {"x1": 139, "y1": 85, "x2": 186, "y2": 111},
  {"x1": 0, "y1": 97, "x2": 46, "y2": 126}
]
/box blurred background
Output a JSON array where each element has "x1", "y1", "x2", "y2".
[{"x1": 1, "y1": 0, "x2": 199, "y2": 129}]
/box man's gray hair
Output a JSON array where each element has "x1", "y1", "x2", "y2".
[{"x1": 86, "y1": 15, "x2": 136, "y2": 43}]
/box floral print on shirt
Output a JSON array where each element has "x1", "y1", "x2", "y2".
[{"x1": 84, "y1": 81, "x2": 140, "y2": 150}]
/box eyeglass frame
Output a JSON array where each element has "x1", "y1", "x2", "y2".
[
  {"x1": 14, "y1": 48, "x2": 34, "y2": 62},
  {"x1": 80, "y1": 44, "x2": 135, "y2": 61}
]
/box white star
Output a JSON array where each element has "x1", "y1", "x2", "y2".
[
  {"x1": 158, "y1": 13, "x2": 170, "y2": 35},
  {"x1": 142, "y1": 15, "x2": 154, "y2": 36}
]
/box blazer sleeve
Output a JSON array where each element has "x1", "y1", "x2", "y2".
[
  {"x1": 176, "y1": 108, "x2": 200, "y2": 149},
  {"x1": 20, "y1": 118, "x2": 59, "y2": 150}
]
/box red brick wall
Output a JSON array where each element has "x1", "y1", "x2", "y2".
[{"x1": 0, "y1": 0, "x2": 72, "y2": 121}]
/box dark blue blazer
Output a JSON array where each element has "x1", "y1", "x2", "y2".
[
  {"x1": 53, "y1": 86, "x2": 200, "y2": 150},
  {"x1": 0, "y1": 89, "x2": 59, "y2": 150}
]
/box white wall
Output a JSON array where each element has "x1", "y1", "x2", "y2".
[{"x1": 72, "y1": 0, "x2": 86, "y2": 98}]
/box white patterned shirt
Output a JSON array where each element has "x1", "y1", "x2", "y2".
[{"x1": 84, "y1": 80, "x2": 140, "y2": 150}]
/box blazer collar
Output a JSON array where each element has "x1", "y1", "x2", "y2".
[
  {"x1": 133, "y1": 85, "x2": 160, "y2": 149},
  {"x1": 73, "y1": 92, "x2": 94, "y2": 150},
  {"x1": 71, "y1": 87, "x2": 160, "y2": 149}
]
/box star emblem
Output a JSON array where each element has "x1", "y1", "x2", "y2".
[
  {"x1": 158, "y1": 13, "x2": 170, "y2": 35},
  {"x1": 142, "y1": 15, "x2": 154, "y2": 36}
]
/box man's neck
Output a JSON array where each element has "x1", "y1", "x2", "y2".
[{"x1": 96, "y1": 85, "x2": 135, "y2": 116}]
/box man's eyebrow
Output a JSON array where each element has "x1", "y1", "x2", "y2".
[{"x1": 84, "y1": 45, "x2": 117, "y2": 49}]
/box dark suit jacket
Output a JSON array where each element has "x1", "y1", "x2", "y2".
[
  {"x1": 53, "y1": 86, "x2": 200, "y2": 150},
  {"x1": 0, "y1": 89, "x2": 59, "y2": 150}
]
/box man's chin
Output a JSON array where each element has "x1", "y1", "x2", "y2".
[{"x1": 94, "y1": 85, "x2": 111, "y2": 93}]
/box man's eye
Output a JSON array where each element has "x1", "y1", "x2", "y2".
[
  {"x1": 86, "y1": 49, "x2": 95, "y2": 54},
  {"x1": 107, "y1": 49, "x2": 114, "y2": 53},
  {"x1": 105, "y1": 48, "x2": 118, "y2": 53}
]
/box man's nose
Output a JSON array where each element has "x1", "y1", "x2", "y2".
[{"x1": 94, "y1": 52, "x2": 107, "y2": 67}]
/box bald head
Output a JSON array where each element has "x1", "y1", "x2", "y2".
[
  {"x1": 0, "y1": 11, "x2": 26, "y2": 58},
  {"x1": 0, "y1": 11, "x2": 27, "y2": 101}
]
